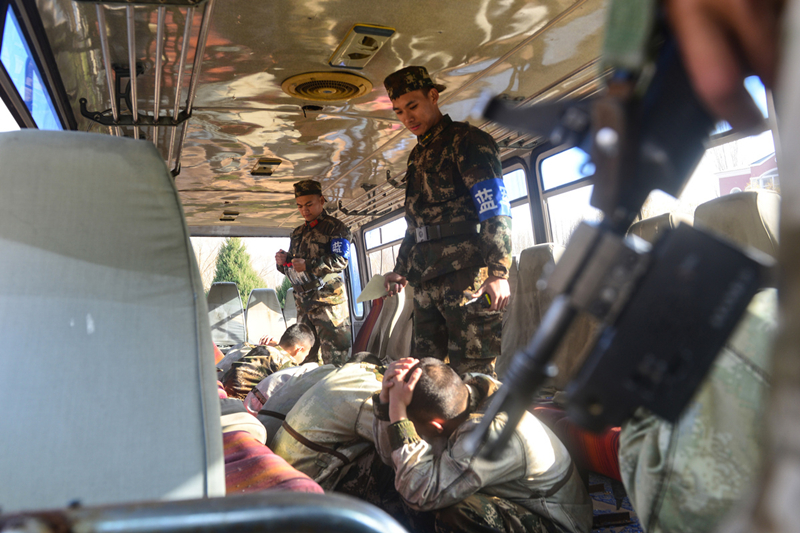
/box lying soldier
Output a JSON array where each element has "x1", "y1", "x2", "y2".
[
  {"x1": 269, "y1": 356, "x2": 384, "y2": 490},
  {"x1": 220, "y1": 324, "x2": 315, "y2": 400},
  {"x1": 373, "y1": 357, "x2": 592, "y2": 533}
]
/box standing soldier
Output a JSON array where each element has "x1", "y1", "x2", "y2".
[
  {"x1": 276, "y1": 179, "x2": 353, "y2": 366},
  {"x1": 382, "y1": 66, "x2": 512, "y2": 377}
]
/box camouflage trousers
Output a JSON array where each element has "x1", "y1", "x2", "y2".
[
  {"x1": 335, "y1": 450, "x2": 554, "y2": 533},
  {"x1": 413, "y1": 266, "x2": 502, "y2": 377},
  {"x1": 299, "y1": 301, "x2": 352, "y2": 366}
]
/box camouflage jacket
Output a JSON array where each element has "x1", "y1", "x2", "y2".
[
  {"x1": 220, "y1": 344, "x2": 297, "y2": 400},
  {"x1": 394, "y1": 115, "x2": 512, "y2": 284},
  {"x1": 270, "y1": 362, "x2": 384, "y2": 489},
  {"x1": 278, "y1": 210, "x2": 352, "y2": 309},
  {"x1": 372, "y1": 374, "x2": 593, "y2": 533},
  {"x1": 619, "y1": 289, "x2": 776, "y2": 533}
]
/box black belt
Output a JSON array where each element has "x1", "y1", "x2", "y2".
[{"x1": 414, "y1": 222, "x2": 480, "y2": 244}]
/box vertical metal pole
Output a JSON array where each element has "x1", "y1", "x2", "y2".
[
  {"x1": 95, "y1": 5, "x2": 120, "y2": 136},
  {"x1": 173, "y1": 0, "x2": 215, "y2": 175},
  {"x1": 167, "y1": 6, "x2": 194, "y2": 171},
  {"x1": 153, "y1": 6, "x2": 166, "y2": 147},
  {"x1": 126, "y1": 5, "x2": 139, "y2": 139}
]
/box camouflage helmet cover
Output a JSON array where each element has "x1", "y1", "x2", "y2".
[
  {"x1": 294, "y1": 179, "x2": 323, "y2": 197},
  {"x1": 383, "y1": 66, "x2": 447, "y2": 100}
]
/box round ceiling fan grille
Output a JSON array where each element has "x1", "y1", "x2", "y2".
[{"x1": 281, "y1": 72, "x2": 373, "y2": 102}]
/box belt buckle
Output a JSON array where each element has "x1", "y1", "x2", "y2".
[{"x1": 415, "y1": 226, "x2": 429, "y2": 243}]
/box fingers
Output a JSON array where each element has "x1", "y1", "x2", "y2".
[
  {"x1": 405, "y1": 367, "x2": 422, "y2": 391},
  {"x1": 666, "y1": 0, "x2": 778, "y2": 130}
]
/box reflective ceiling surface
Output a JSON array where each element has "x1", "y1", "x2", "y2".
[{"x1": 35, "y1": 0, "x2": 607, "y2": 234}]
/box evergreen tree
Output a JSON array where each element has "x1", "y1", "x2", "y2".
[
  {"x1": 276, "y1": 276, "x2": 292, "y2": 308},
  {"x1": 211, "y1": 237, "x2": 266, "y2": 306}
]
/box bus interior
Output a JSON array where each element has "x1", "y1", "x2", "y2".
[{"x1": 0, "y1": 0, "x2": 781, "y2": 530}]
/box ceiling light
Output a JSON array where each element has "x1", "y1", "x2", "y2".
[{"x1": 328, "y1": 24, "x2": 395, "y2": 70}]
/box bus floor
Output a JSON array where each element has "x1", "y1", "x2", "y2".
[{"x1": 588, "y1": 472, "x2": 642, "y2": 532}]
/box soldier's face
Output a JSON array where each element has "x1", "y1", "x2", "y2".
[
  {"x1": 296, "y1": 194, "x2": 325, "y2": 221},
  {"x1": 391, "y1": 88, "x2": 443, "y2": 137}
]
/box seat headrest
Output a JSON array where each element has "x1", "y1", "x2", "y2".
[
  {"x1": 694, "y1": 191, "x2": 780, "y2": 257},
  {"x1": 627, "y1": 211, "x2": 693, "y2": 244}
]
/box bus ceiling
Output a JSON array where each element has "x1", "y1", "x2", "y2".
[{"x1": 25, "y1": 0, "x2": 608, "y2": 233}]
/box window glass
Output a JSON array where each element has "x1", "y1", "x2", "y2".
[
  {"x1": 348, "y1": 244, "x2": 364, "y2": 318},
  {"x1": 504, "y1": 168, "x2": 528, "y2": 202},
  {"x1": 540, "y1": 146, "x2": 595, "y2": 191},
  {"x1": 1, "y1": 6, "x2": 62, "y2": 130},
  {"x1": 0, "y1": 96, "x2": 20, "y2": 132},
  {"x1": 511, "y1": 203, "x2": 535, "y2": 255},
  {"x1": 546, "y1": 185, "x2": 602, "y2": 246},
  {"x1": 364, "y1": 217, "x2": 407, "y2": 250},
  {"x1": 367, "y1": 243, "x2": 401, "y2": 278},
  {"x1": 640, "y1": 128, "x2": 777, "y2": 220}
]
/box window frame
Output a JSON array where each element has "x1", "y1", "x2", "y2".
[
  {"x1": 533, "y1": 143, "x2": 594, "y2": 244},
  {"x1": 0, "y1": 0, "x2": 76, "y2": 130},
  {"x1": 360, "y1": 209, "x2": 407, "y2": 278}
]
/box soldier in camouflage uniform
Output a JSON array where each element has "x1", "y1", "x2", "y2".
[
  {"x1": 382, "y1": 66, "x2": 512, "y2": 377},
  {"x1": 276, "y1": 180, "x2": 353, "y2": 366},
  {"x1": 371, "y1": 358, "x2": 592, "y2": 533},
  {"x1": 618, "y1": 289, "x2": 776, "y2": 533},
  {"x1": 219, "y1": 323, "x2": 315, "y2": 400}
]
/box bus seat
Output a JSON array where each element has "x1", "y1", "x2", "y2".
[
  {"x1": 694, "y1": 190, "x2": 780, "y2": 259},
  {"x1": 364, "y1": 292, "x2": 403, "y2": 358},
  {"x1": 500, "y1": 243, "x2": 598, "y2": 389},
  {"x1": 352, "y1": 298, "x2": 383, "y2": 354},
  {"x1": 245, "y1": 288, "x2": 286, "y2": 344},
  {"x1": 0, "y1": 130, "x2": 224, "y2": 512},
  {"x1": 502, "y1": 256, "x2": 519, "y2": 335},
  {"x1": 283, "y1": 288, "x2": 297, "y2": 326},
  {"x1": 384, "y1": 286, "x2": 415, "y2": 362},
  {"x1": 208, "y1": 282, "x2": 247, "y2": 349},
  {"x1": 627, "y1": 211, "x2": 693, "y2": 243}
]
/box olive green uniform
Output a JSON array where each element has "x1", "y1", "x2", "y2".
[
  {"x1": 278, "y1": 210, "x2": 353, "y2": 366},
  {"x1": 393, "y1": 115, "x2": 512, "y2": 376}
]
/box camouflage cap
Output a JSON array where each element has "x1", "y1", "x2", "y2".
[
  {"x1": 294, "y1": 179, "x2": 323, "y2": 197},
  {"x1": 383, "y1": 66, "x2": 446, "y2": 100}
]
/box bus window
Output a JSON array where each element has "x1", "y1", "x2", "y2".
[
  {"x1": 364, "y1": 216, "x2": 407, "y2": 277},
  {"x1": 1, "y1": 5, "x2": 62, "y2": 130},
  {"x1": 538, "y1": 146, "x2": 601, "y2": 246},
  {"x1": 348, "y1": 242, "x2": 364, "y2": 318},
  {"x1": 0, "y1": 97, "x2": 19, "y2": 132},
  {"x1": 504, "y1": 167, "x2": 536, "y2": 255},
  {"x1": 640, "y1": 76, "x2": 778, "y2": 220}
]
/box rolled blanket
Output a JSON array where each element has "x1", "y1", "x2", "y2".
[{"x1": 223, "y1": 431, "x2": 324, "y2": 494}]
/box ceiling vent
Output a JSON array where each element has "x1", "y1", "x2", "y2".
[{"x1": 281, "y1": 72, "x2": 372, "y2": 102}]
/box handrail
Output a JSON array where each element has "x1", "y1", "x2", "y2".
[{"x1": 0, "y1": 493, "x2": 408, "y2": 533}]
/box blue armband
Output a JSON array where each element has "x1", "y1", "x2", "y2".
[
  {"x1": 470, "y1": 178, "x2": 512, "y2": 222},
  {"x1": 330, "y1": 238, "x2": 351, "y2": 259}
]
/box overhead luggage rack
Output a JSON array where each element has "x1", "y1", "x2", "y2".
[{"x1": 76, "y1": 0, "x2": 215, "y2": 176}]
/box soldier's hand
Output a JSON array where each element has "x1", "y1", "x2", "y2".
[
  {"x1": 388, "y1": 365, "x2": 422, "y2": 422},
  {"x1": 384, "y1": 272, "x2": 408, "y2": 297},
  {"x1": 275, "y1": 250, "x2": 288, "y2": 265},
  {"x1": 259, "y1": 335, "x2": 277, "y2": 346},
  {"x1": 665, "y1": 0, "x2": 783, "y2": 130},
  {"x1": 380, "y1": 357, "x2": 417, "y2": 404},
  {"x1": 473, "y1": 276, "x2": 510, "y2": 312},
  {"x1": 291, "y1": 258, "x2": 307, "y2": 272}
]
